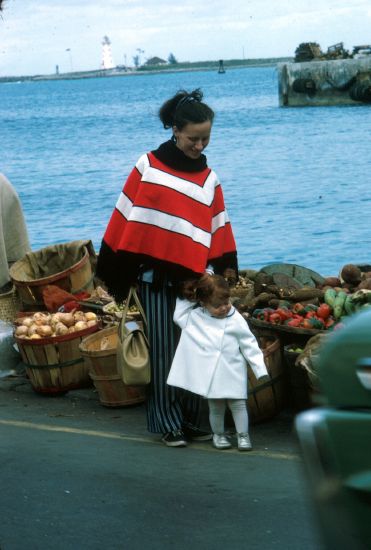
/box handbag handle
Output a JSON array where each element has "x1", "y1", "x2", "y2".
[{"x1": 121, "y1": 286, "x2": 148, "y2": 328}]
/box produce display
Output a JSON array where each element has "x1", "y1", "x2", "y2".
[
  {"x1": 233, "y1": 263, "x2": 371, "y2": 332},
  {"x1": 14, "y1": 310, "x2": 98, "y2": 339}
]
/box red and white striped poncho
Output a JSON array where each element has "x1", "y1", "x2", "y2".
[{"x1": 97, "y1": 145, "x2": 237, "y2": 298}]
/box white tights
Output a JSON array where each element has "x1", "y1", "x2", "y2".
[{"x1": 208, "y1": 398, "x2": 249, "y2": 435}]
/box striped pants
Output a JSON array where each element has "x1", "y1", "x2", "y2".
[{"x1": 139, "y1": 280, "x2": 202, "y2": 434}]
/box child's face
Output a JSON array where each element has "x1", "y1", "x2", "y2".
[{"x1": 203, "y1": 297, "x2": 231, "y2": 319}]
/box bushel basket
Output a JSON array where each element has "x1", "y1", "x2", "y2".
[
  {"x1": 9, "y1": 240, "x2": 96, "y2": 309},
  {"x1": 248, "y1": 337, "x2": 288, "y2": 423},
  {"x1": 16, "y1": 323, "x2": 99, "y2": 394},
  {"x1": 79, "y1": 326, "x2": 146, "y2": 407}
]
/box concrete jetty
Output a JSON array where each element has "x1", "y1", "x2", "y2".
[{"x1": 278, "y1": 57, "x2": 371, "y2": 107}]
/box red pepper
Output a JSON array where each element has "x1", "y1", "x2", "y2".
[
  {"x1": 286, "y1": 318, "x2": 302, "y2": 327},
  {"x1": 305, "y1": 311, "x2": 317, "y2": 319},
  {"x1": 253, "y1": 309, "x2": 270, "y2": 321},
  {"x1": 316, "y1": 303, "x2": 332, "y2": 320},
  {"x1": 269, "y1": 312, "x2": 282, "y2": 325},
  {"x1": 292, "y1": 303, "x2": 306, "y2": 315},
  {"x1": 301, "y1": 318, "x2": 314, "y2": 329},
  {"x1": 325, "y1": 317, "x2": 335, "y2": 329},
  {"x1": 276, "y1": 307, "x2": 292, "y2": 321}
]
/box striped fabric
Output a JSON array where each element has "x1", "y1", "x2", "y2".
[
  {"x1": 139, "y1": 279, "x2": 202, "y2": 434},
  {"x1": 103, "y1": 152, "x2": 236, "y2": 275}
]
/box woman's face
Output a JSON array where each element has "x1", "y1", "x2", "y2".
[{"x1": 173, "y1": 120, "x2": 212, "y2": 159}]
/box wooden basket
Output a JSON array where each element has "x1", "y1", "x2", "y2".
[
  {"x1": 248, "y1": 337, "x2": 288, "y2": 423},
  {"x1": 9, "y1": 242, "x2": 95, "y2": 309},
  {"x1": 283, "y1": 345, "x2": 313, "y2": 411},
  {"x1": 79, "y1": 326, "x2": 146, "y2": 407},
  {"x1": 0, "y1": 285, "x2": 21, "y2": 323},
  {"x1": 89, "y1": 372, "x2": 146, "y2": 407},
  {"x1": 79, "y1": 325, "x2": 119, "y2": 376},
  {"x1": 15, "y1": 324, "x2": 99, "y2": 394}
]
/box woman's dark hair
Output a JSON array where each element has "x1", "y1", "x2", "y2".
[
  {"x1": 159, "y1": 88, "x2": 214, "y2": 130},
  {"x1": 195, "y1": 274, "x2": 230, "y2": 303}
]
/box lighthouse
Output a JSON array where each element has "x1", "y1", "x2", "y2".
[{"x1": 101, "y1": 36, "x2": 115, "y2": 70}]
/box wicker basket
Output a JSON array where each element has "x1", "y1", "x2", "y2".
[
  {"x1": 15, "y1": 323, "x2": 99, "y2": 394},
  {"x1": 0, "y1": 285, "x2": 21, "y2": 323},
  {"x1": 79, "y1": 326, "x2": 146, "y2": 407}
]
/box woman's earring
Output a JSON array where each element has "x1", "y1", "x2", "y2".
[{"x1": 171, "y1": 134, "x2": 177, "y2": 143}]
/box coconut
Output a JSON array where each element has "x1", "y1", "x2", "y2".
[
  {"x1": 358, "y1": 278, "x2": 371, "y2": 290},
  {"x1": 323, "y1": 277, "x2": 341, "y2": 287},
  {"x1": 340, "y1": 264, "x2": 362, "y2": 285}
]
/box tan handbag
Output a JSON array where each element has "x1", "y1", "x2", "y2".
[{"x1": 117, "y1": 287, "x2": 151, "y2": 386}]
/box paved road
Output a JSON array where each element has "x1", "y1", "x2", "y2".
[{"x1": 0, "y1": 378, "x2": 325, "y2": 550}]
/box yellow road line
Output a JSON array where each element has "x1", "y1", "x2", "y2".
[{"x1": 0, "y1": 419, "x2": 300, "y2": 460}]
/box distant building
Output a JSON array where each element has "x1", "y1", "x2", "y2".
[
  {"x1": 101, "y1": 36, "x2": 115, "y2": 70},
  {"x1": 144, "y1": 56, "x2": 167, "y2": 66}
]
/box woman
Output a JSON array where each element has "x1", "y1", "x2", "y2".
[{"x1": 97, "y1": 88, "x2": 238, "y2": 447}]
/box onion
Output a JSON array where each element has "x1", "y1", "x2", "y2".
[
  {"x1": 33, "y1": 312, "x2": 51, "y2": 325},
  {"x1": 21, "y1": 317, "x2": 34, "y2": 327},
  {"x1": 87, "y1": 319, "x2": 97, "y2": 328},
  {"x1": 15, "y1": 325, "x2": 29, "y2": 337},
  {"x1": 74, "y1": 321, "x2": 88, "y2": 332},
  {"x1": 59, "y1": 312, "x2": 75, "y2": 327},
  {"x1": 28, "y1": 324, "x2": 39, "y2": 336},
  {"x1": 36, "y1": 325, "x2": 53, "y2": 337},
  {"x1": 55, "y1": 322, "x2": 69, "y2": 336},
  {"x1": 85, "y1": 312, "x2": 97, "y2": 321},
  {"x1": 73, "y1": 311, "x2": 86, "y2": 322}
]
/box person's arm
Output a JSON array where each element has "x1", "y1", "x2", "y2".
[
  {"x1": 207, "y1": 176, "x2": 238, "y2": 280},
  {"x1": 237, "y1": 317, "x2": 268, "y2": 379},
  {"x1": 173, "y1": 297, "x2": 196, "y2": 329},
  {"x1": 96, "y1": 158, "x2": 146, "y2": 301}
]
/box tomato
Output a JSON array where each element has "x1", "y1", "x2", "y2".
[
  {"x1": 316, "y1": 303, "x2": 332, "y2": 320},
  {"x1": 305, "y1": 311, "x2": 317, "y2": 319}
]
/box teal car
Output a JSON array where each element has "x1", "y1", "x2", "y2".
[{"x1": 295, "y1": 309, "x2": 371, "y2": 549}]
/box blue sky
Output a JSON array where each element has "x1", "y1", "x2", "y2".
[{"x1": 1, "y1": 0, "x2": 371, "y2": 76}]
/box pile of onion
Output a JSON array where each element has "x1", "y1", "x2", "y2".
[{"x1": 14, "y1": 311, "x2": 98, "y2": 339}]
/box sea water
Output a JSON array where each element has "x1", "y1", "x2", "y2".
[{"x1": 1, "y1": 67, "x2": 370, "y2": 277}]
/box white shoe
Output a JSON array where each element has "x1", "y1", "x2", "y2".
[
  {"x1": 237, "y1": 432, "x2": 252, "y2": 451},
  {"x1": 213, "y1": 434, "x2": 232, "y2": 450}
]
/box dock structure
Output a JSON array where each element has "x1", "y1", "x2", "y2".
[{"x1": 278, "y1": 57, "x2": 371, "y2": 107}]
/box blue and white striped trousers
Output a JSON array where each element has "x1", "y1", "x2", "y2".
[{"x1": 139, "y1": 280, "x2": 202, "y2": 434}]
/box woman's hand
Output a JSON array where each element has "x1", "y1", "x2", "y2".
[
  {"x1": 179, "y1": 279, "x2": 198, "y2": 301},
  {"x1": 223, "y1": 268, "x2": 237, "y2": 286}
]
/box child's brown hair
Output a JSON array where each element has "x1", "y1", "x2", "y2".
[{"x1": 195, "y1": 274, "x2": 230, "y2": 304}]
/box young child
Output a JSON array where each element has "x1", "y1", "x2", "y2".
[{"x1": 167, "y1": 274, "x2": 268, "y2": 451}]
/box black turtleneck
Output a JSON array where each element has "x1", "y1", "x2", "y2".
[{"x1": 152, "y1": 139, "x2": 208, "y2": 172}]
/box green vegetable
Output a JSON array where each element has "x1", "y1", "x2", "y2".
[
  {"x1": 324, "y1": 288, "x2": 337, "y2": 307},
  {"x1": 344, "y1": 294, "x2": 356, "y2": 315},
  {"x1": 333, "y1": 291, "x2": 347, "y2": 320}
]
